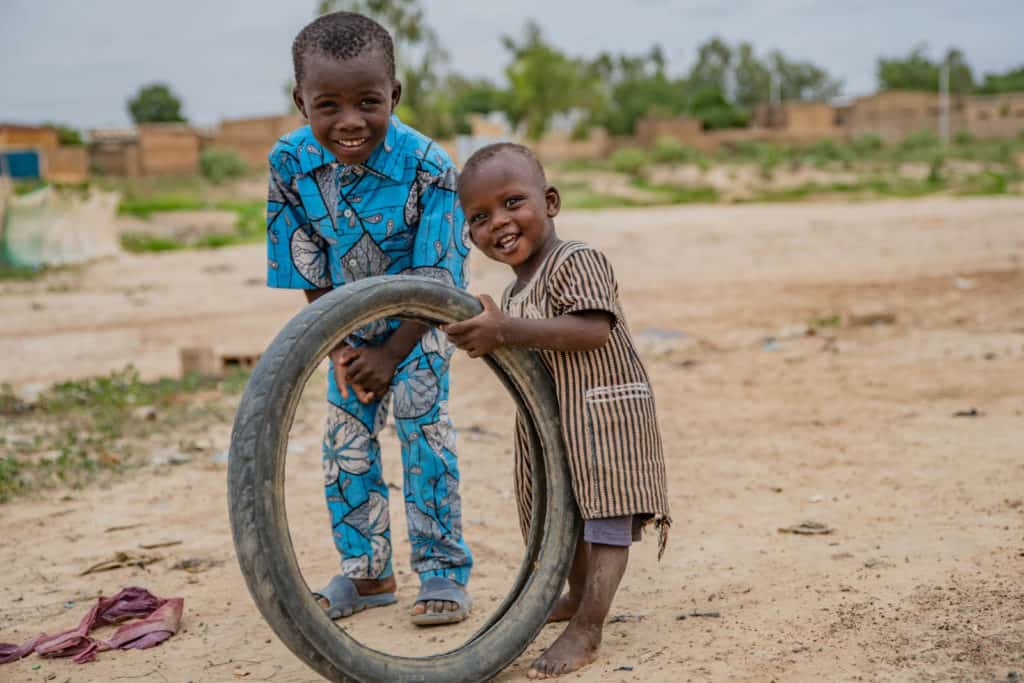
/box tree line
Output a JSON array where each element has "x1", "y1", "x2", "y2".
[{"x1": 123, "y1": 0, "x2": 1024, "y2": 144}]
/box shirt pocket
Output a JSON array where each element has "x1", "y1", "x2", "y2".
[{"x1": 583, "y1": 382, "x2": 658, "y2": 489}]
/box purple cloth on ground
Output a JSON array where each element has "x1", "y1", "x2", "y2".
[
  {"x1": 0, "y1": 587, "x2": 183, "y2": 666},
  {"x1": 583, "y1": 515, "x2": 641, "y2": 546}
]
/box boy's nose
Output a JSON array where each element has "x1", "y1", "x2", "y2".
[
  {"x1": 492, "y1": 210, "x2": 511, "y2": 228},
  {"x1": 335, "y1": 111, "x2": 365, "y2": 132}
]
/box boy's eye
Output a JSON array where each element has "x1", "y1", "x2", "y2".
[
  {"x1": 316, "y1": 102, "x2": 337, "y2": 111},
  {"x1": 505, "y1": 196, "x2": 522, "y2": 208},
  {"x1": 360, "y1": 98, "x2": 382, "y2": 109},
  {"x1": 470, "y1": 212, "x2": 487, "y2": 224}
]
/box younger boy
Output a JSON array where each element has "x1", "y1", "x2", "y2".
[
  {"x1": 266, "y1": 12, "x2": 472, "y2": 625},
  {"x1": 444, "y1": 143, "x2": 670, "y2": 678}
]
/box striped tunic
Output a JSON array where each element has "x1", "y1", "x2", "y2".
[{"x1": 504, "y1": 240, "x2": 671, "y2": 553}]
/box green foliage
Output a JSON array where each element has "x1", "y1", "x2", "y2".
[
  {"x1": 650, "y1": 137, "x2": 701, "y2": 164},
  {"x1": 877, "y1": 45, "x2": 974, "y2": 94},
  {"x1": 927, "y1": 153, "x2": 946, "y2": 184},
  {"x1": 43, "y1": 123, "x2": 84, "y2": 146},
  {"x1": 957, "y1": 171, "x2": 1010, "y2": 196},
  {"x1": 688, "y1": 87, "x2": 749, "y2": 130},
  {"x1": 977, "y1": 65, "x2": 1024, "y2": 94},
  {"x1": 851, "y1": 134, "x2": 884, "y2": 155},
  {"x1": 900, "y1": 129, "x2": 940, "y2": 151},
  {"x1": 685, "y1": 37, "x2": 840, "y2": 108},
  {"x1": 199, "y1": 147, "x2": 248, "y2": 184},
  {"x1": 608, "y1": 147, "x2": 650, "y2": 176},
  {"x1": 501, "y1": 21, "x2": 602, "y2": 139},
  {"x1": 127, "y1": 83, "x2": 187, "y2": 124},
  {"x1": 118, "y1": 197, "x2": 265, "y2": 253},
  {"x1": 0, "y1": 366, "x2": 250, "y2": 502},
  {"x1": 590, "y1": 48, "x2": 687, "y2": 135}
]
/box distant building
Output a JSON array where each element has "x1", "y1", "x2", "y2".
[
  {"x1": 89, "y1": 124, "x2": 200, "y2": 176},
  {"x1": 0, "y1": 124, "x2": 88, "y2": 183},
  {"x1": 210, "y1": 114, "x2": 304, "y2": 169}
]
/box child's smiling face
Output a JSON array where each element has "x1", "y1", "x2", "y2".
[
  {"x1": 460, "y1": 150, "x2": 561, "y2": 279},
  {"x1": 293, "y1": 49, "x2": 401, "y2": 166}
]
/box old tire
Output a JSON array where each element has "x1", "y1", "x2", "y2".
[{"x1": 228, "y1": 275, "x2": 580, "y2": 682}]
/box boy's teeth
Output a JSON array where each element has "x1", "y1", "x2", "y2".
[{"x1": 338, "y1": 138, "x2": 366, "y2": 147}]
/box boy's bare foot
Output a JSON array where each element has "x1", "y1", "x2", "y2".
[
  {"x1": 531, "y1": 540, "x2": 628, "y2": 678},
  {"x1": 527, "y1": 623, "x2": 600, "y2": 679},
  {"x1": 546, "y1": 593, "x2": 580, "y2": 623},
  {"x1": 315, "y1": 575, "x2": 396, "y2": 610}
]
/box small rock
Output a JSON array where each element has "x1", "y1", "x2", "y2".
[
  {"x1": 953, "y1": 277, "x2": 976, "y2": 291},
  {"x1": 151, "y1": 450, "x2": 192, "y2": 466},
  {"x1": 847, "y1": 310, "x2": 896, "y2": 327},
  {"x1": 761, "y1": 336, "x2": 782, "y2": 352},
  {"x1": 778, "y1": 521, "x2": 834, "y2": 535},
  {"x1": 132, "y1": 405, "x2": 158, "y2": 421},
  {"x1": 613, "y1": 666, "x2": 635, "y2": 672},
  {"x1": 777, "y1": 323, "x2": 811, "y2": 339},
  {"x1": 952, "y1": 408, "x2": 982, "y2": 418},
  {"x1": 808, "y1": 494, "x2": 824, "y2": 503},
  {"x1": 15, "y1": 382, "x2": 46, "y2": 405}
]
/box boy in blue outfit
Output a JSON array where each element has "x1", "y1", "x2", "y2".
[{"x1": 265, "y1": 12, "x2": 472, "y2": 625}]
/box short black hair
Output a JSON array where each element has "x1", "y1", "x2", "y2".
[
  {"x1": 458, "y1": 142, "x2": 547, "y2": 192},
  {"x1": 292, "y1": 12, "x2": 396, "y2": 86}
]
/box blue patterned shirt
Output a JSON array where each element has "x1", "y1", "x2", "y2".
[{"x1": 266, "y1": 116, "x2": 469, "y2": 301}]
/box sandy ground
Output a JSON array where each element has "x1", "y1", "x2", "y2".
[{"x1": 2, "y1": 196, "x2": 1023, "y2": 682}]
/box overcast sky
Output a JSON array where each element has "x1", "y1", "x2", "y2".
[{"x1": 2, "y1": 0, "x2": 1021, "y2": 130}]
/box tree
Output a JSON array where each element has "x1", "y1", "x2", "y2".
[
  {"x1": 448, "y1": 75, "x2": 505, "y2": 135},
  {"x1": 687, "y1": 87, "x2": 748, "y2": 130},
  {"x1": 877, "y1": 45, "x2": 974, "y2": 94},
  {"x1": 44, "y1": 123, "x2": 83, "y2": 146},
  {"x1": 501, "y1": 21, "x2": 602, "y2": 139},
  {"x1": 127, "y1": 83, "x2": 186, "y2": 124},
  {"x1": 769, "y1": 51, "x2": 842, "y2": 102},
  {"x1": 590, "y1": 47, "x2": 687, "y2": 135},
  {"x1": 978, "y1": 65, "x2": 1024, "y2": 94},
  {"x1": 685, "y1": 38, "x2": 840, "y2": 113}
]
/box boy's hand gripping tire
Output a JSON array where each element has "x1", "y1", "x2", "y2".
[{"x1": 228, "y1": 275, "x2": 580, "y2": 682}]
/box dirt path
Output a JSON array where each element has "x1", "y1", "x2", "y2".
[{"x1": 2, "y1": 197, "x2": 1023, "y2": 682}]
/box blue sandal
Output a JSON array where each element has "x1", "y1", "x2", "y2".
[
  {"x1": 314, "y1": 575, "x2": 397, "y2": 620},
  {"x1": 410, "y1": 576, "x2": 472, "y2": 627}
]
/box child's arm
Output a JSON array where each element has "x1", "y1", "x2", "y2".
[{"x1": 443, "y1": 295, "x2": 613, "y2": 358}]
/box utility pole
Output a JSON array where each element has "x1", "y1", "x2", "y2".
[{"x1": 939, "y1": 62, "x2": 950, "y2": 146}]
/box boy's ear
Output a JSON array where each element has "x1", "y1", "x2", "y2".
[
  {"x1": 545, "y1": 185, "x2": 561, "y2": 217},
  {"x1": 391, "y1": 80, "x2": 403, "y2": 111},
  {"x1": 292, "y1": 86, "x2": 308, "y2": 120}
]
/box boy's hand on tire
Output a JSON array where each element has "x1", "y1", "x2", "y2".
[{"x1": 443, "y1": 294, "x2": 508, "y2": 358}]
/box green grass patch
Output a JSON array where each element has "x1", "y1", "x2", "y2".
[
  {"x1": 0, "y1": 366, "x2": 250, "y2": 502},
  {"x1": 631, "y1": 179, "x2": 719, "y2": 204}
]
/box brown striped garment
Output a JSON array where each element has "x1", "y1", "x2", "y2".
[{"x1": 503, "y1": 240, "x2": 671, "y2": 554}]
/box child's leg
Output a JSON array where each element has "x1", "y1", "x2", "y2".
[
  {"x1": 391, "y1": 349, "x2": 473, "y2": 616},
  {"x1": 319, "y1": 365, "x2": 396, "y2": 601},
  {"x1": 529, "y1": 517, "x2": 635, "y2": 679}
]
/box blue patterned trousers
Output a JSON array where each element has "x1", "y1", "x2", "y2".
[{"x1": 321, "y1": 328, "x2": 472, "y2": 586}]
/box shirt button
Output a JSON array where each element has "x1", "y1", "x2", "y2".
[
  {"x1": 343, "y1": 209, "x2": 353, "y2": 218},
  {"x1": 348, "y1": 259, "x2": 358, "y2": 267}
]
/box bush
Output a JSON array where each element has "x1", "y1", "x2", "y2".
[
  {"x1": 608, "y1": 147, "x2": 650, "y2": 176},
  {"x1": 851, "y1": 134, "x2": 884, "y2": 156},
  {"x1": 953, "y1": 130, "x2": 976, "y2": 145},
  {"x1": 651, "y1": 137, "x2": 698, "y2": 164},
  {"x1": 900, "y1": 130, "x2": 939, "y2": 151},
  {"x1": 200, "y1": 148, "x2": 247, "y2": 184}
]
